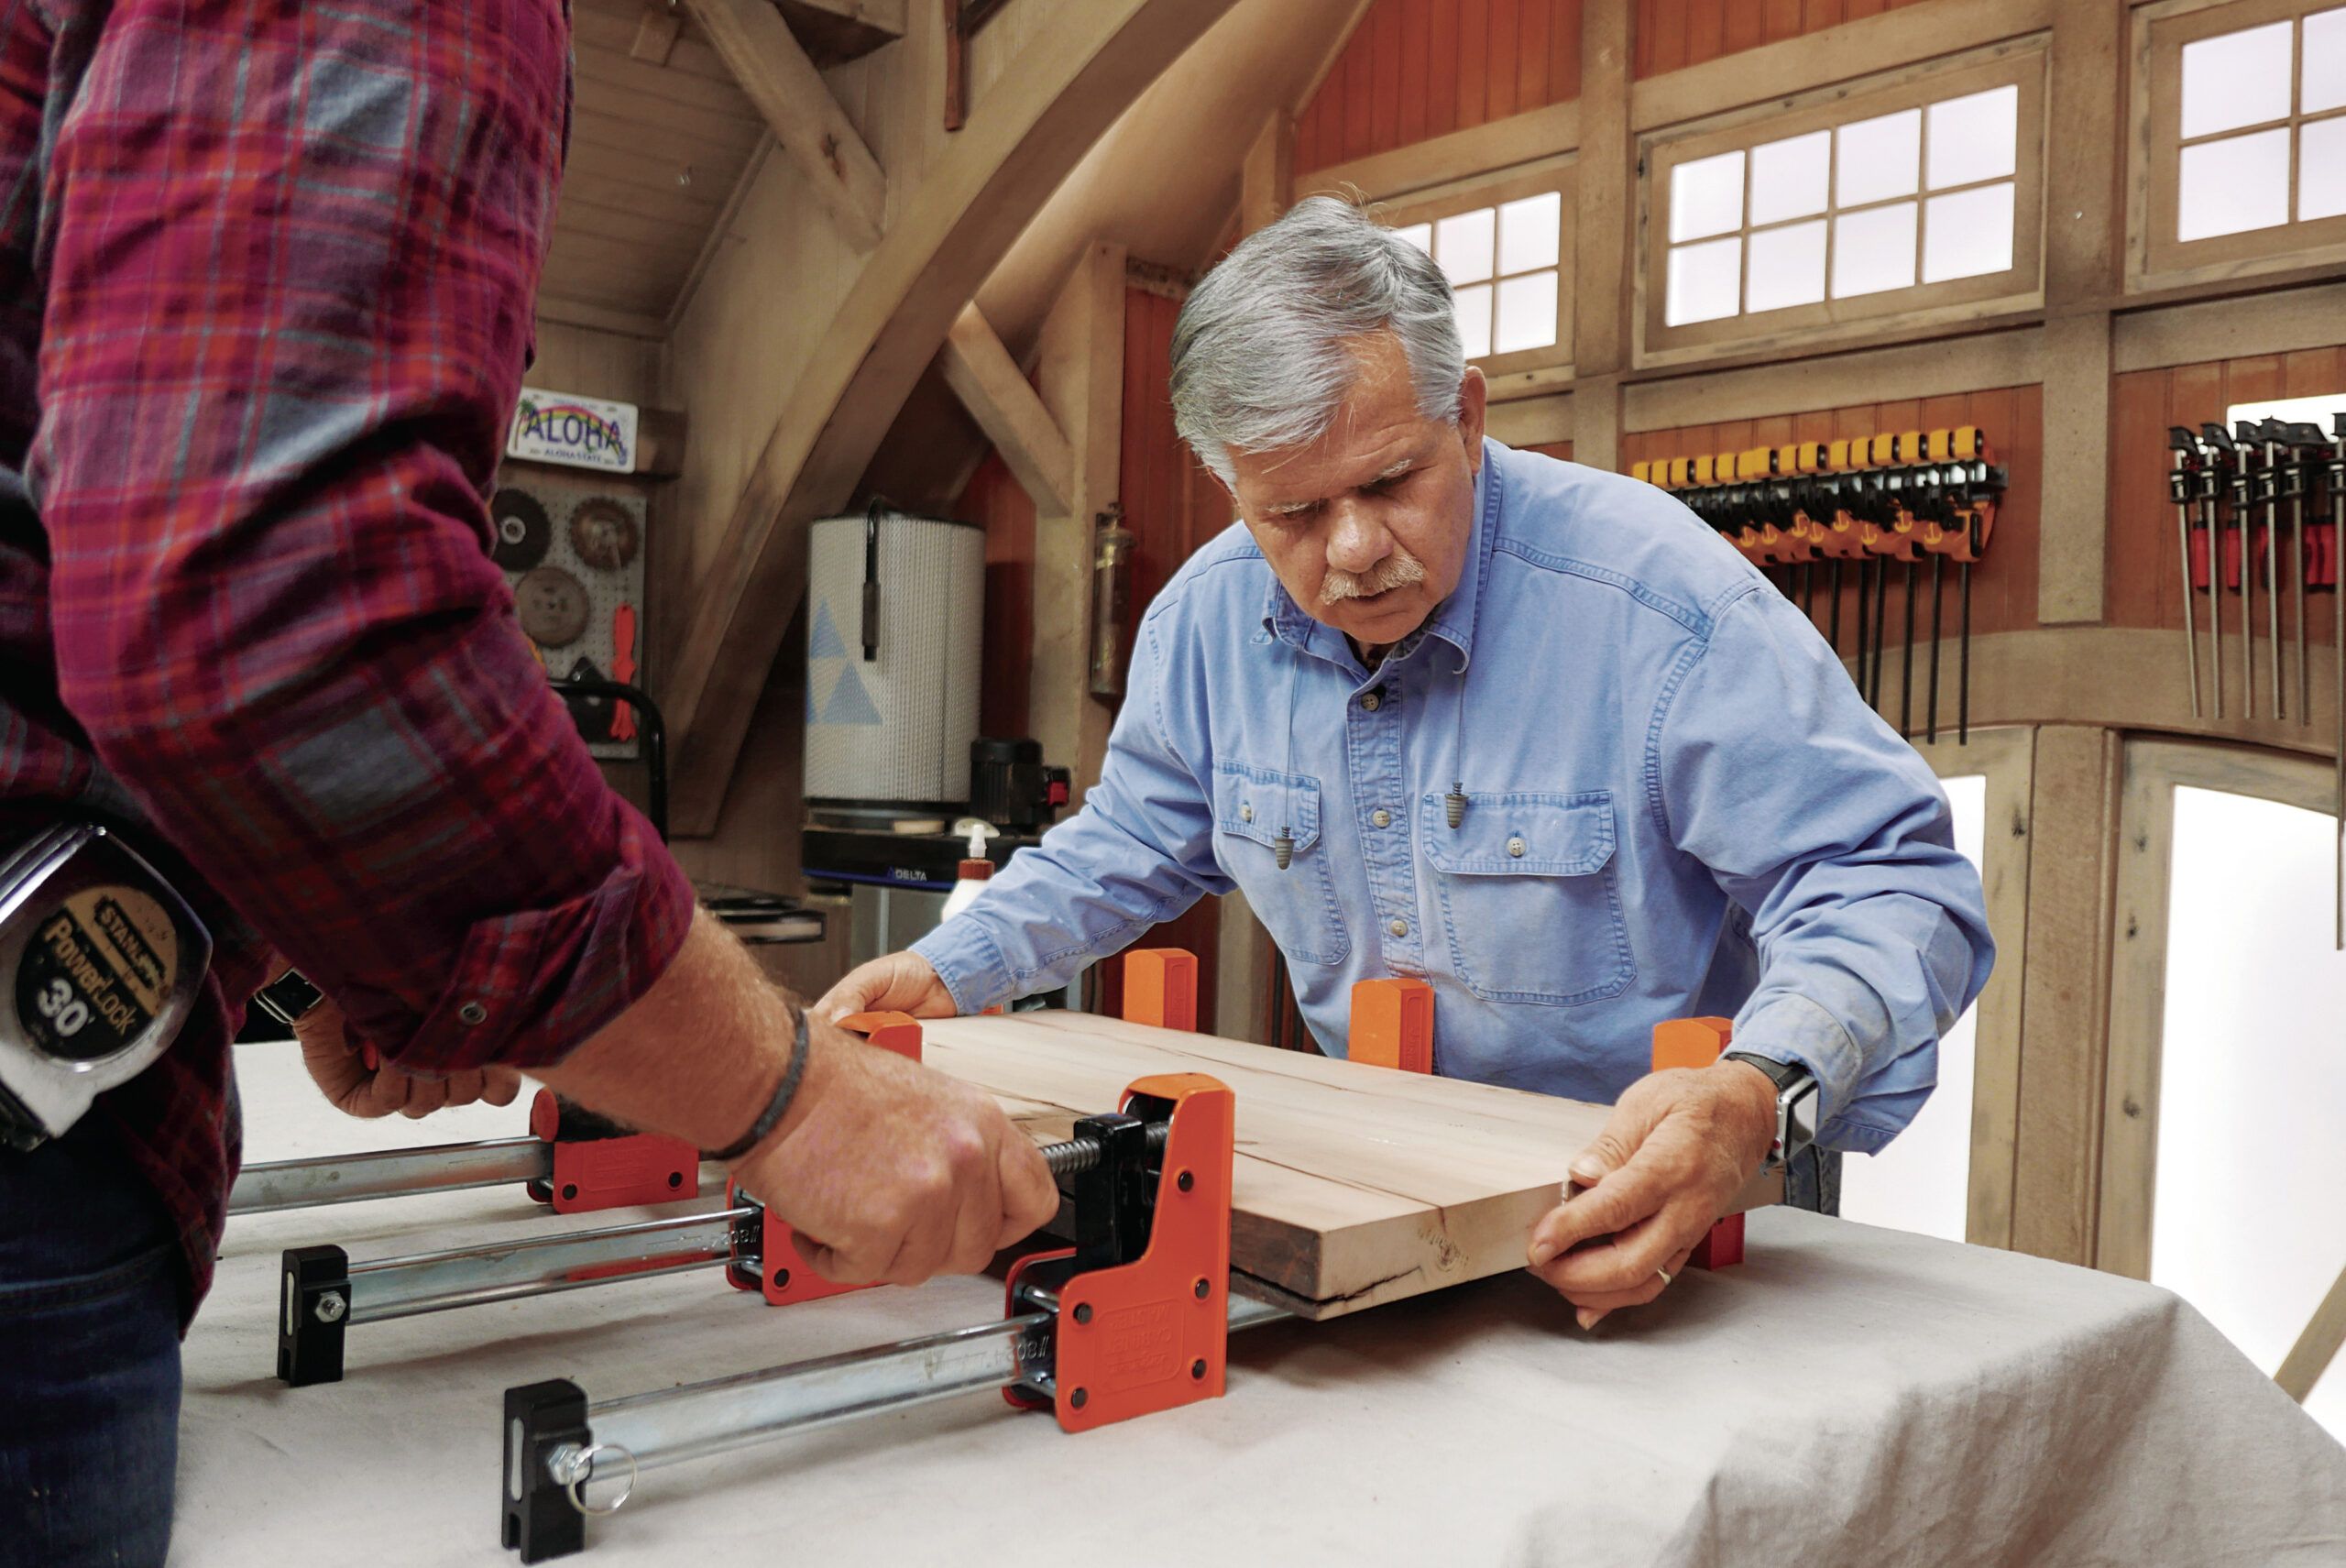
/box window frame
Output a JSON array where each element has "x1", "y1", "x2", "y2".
[
  {"x1": 1907, "y1": 726, "x2": 2034, "y2": 1250},
  {"x1": 1376, "y1": 156, "x2": 1577, "y2": 384},
  {"x1": 2130, "y1": 0, "x2": 2346, "y2": 291},
  {"x1": 1634, "y1": 42, "x2": 2049, "y2": 369}
]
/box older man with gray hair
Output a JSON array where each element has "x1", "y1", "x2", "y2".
[{"x1": 822, "y1": 195, "x2": 1992, "y2": 1326}]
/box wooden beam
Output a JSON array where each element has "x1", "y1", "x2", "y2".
[
  {"x1": 1240, "y1": 112, "x2": 1293, "y2": 237},
  {"x1": 2113, "y1": 281, "x2": 2346, "y2": 372},
  {"x1": 938, "y1": 304, "x2": 1074, "y2": 515},
  {"x1": 662, "y1": 0, "x2": 1238, "y2": 835},
  {"x1": 630, "y1": 3, "x2": 682, "y2": 65},
  {"x1": 2038, "y1": 313, "x2": 2110, "y2": 626},
  {"x1": 1572, "y1": 0, "x2": 1632, "y2": 379},
  {"x1": 2011, "y1": 725, "x2": 2119, "y2": 1266},
  {"x1": 2277, "y1": 1246, "x2": 2346, "y2": 1402},
  {"x1": 1299, "y1": 100, "x2": 1580, "y2": 206},
  {"x1": 1623, "y1": 329, "x2": 2043, "y2": 432},
  {"x1": 532, "y1": 295, "x2": 669, "y2": 340},
  {"x1": 1485, "y1": 391, "x2": 1573, "y2": 450},
  {"x1": 1628, "y1": 0, "x2": 2055, "y2": 134},
  {"x1": 1033, "y1": 240, "x2": 1124, "y2": 797},
  {"x1": 685, "y1": 0, "x2": 889, "y2": 252},
  {"x1": 775, "y1": 0, "x2": 905, "y2": 67}
]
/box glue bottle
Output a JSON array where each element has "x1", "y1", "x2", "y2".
[{"x1": 941, "y1": 821, "x2": 996, "y2": 922}]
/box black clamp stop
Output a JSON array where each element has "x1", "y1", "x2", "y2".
[{"x1": 279, "y1": 1244, "x2": 352, "y2": 1387}]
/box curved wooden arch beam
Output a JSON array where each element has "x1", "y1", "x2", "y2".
[
  {"x1": 1863, "y1": 626, "x2": 2339, "y2": 760},
  {"x1": 663, "y1": 0, "x2": 1242, "y2": 835}
]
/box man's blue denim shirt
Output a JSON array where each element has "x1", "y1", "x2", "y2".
[{"x1": 915, "y1": 440, "x2": 1993, "y2": 1153}]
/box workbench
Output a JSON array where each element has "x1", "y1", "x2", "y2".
[{"x1": 180, "y1": 1041, "x2": 2346, "y2": 1566}]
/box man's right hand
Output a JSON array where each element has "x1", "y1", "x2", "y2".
[
  {"x1": 729, "y1": 1019, "x2": 1059, "y2": 1286},
  {"x1": 814, "y1": 950, "x2": 957, "y2": 1025}
]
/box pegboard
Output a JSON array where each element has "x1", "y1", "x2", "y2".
[{"x1": 490, "y1": 470, "x2": 649, "y2": 761}]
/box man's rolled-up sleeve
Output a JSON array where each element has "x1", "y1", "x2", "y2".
[
  {"x1": 915, "y1": 609, "x2": 1229, "y2": 1014},
  {"x1": 1654, "y1": 582, "x2": 1994, "y2": 1153},
  {"x1": 29, "y1": 0, "x2": 693, "y2": 1072}
]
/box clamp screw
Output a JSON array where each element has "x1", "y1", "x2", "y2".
[
  {"x1": 1072, "y1": 1302, "x2": 1092, "y2": 1325},
  {"x1": 1177, "y1": 1169, "x2": 1194, "y2": 1193},
  {"x1": 1190, "y1": 1359, "x2": 1207, "y2": 1380},
  {"x1": 772, "y1": 1267, "x2": 791, "y2": 1292},
  {"x1": 1193, "y1": 1277, "x2": 1209, "y2": 1299},
  {"x1": 561, "y1": 1184, "x2": 578, "y2": 1201},
  {"x1": 668, "y1": 1170, "x2": 685, "y2": 1189},
  {"x1": 1070, "y1": 1387, "x2": 1089, "y2": 1409},
  {"x1": 313, "y1": 1291, "x2": 347, "y2": 1324}
]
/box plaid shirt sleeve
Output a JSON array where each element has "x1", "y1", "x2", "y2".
[{"x1": 24, "y1": 0, "x2": 695, "y2": 1072}]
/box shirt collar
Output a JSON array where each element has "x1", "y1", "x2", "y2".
[{"x1": 1261, "y1": 437, "x2": 1501, "y2": 671}]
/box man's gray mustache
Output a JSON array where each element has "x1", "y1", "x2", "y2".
[{"x1": 1321, "y1": 552, "x2": 1426, "y2": 605}]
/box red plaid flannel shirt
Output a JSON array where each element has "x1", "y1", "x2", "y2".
[{"x1": 0, "y1": 0, "x2": 694, "y2": 1317}]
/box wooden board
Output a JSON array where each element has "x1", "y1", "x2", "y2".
[{"x1": 922, "y1": 1012, "x2": 1779, "y2": 1320}]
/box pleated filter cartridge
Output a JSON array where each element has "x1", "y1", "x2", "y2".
[{"x1": 803, "y1": 510, "x2": 985, "y2": 811}]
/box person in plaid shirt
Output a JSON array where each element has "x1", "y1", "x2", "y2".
[{"x1": 0, "y1": 3, "x2": 1057, "y2": 1562}]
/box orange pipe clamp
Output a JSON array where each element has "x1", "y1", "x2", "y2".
[
  {"x1": 725, "y1": 1010, "x2": 924, "y2": 1306},
  {"x1": 1653, "y1": 1015, "x2": 1745, "y2": 1271},
  {"x1": 1003, "y1": 1071, "x2": 1236, "y2": 1433},
  {"x1": 1122, "y1": 948, "x2": 1199, "y2": 1032}
]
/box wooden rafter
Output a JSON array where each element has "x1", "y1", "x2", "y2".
[
  {"x1": 662, "y1": 0, "x2": 1239, "y2": 835},
  {"x1": 939, "y1": 304, "x2": 1074, "y2": 516},
  {"x1": 685, "y1": 0, "x2": 889, "y2": 251}
]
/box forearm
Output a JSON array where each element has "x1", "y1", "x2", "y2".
[{"x1": 533, "y1": 905, "x2": 798, "y2": 1153}]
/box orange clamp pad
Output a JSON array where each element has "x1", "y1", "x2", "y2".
[
  {"x1": 1650, "y1": 1018, "x2": 1746, "y2": 1272},
  {"x1": 1121, "y1": 949, "x2": 1198, "y2": 1032},
  {"x1": 729, "y1": 1014, "x2": 924, "y2": 1305},
  {"x1": 1350, "y1": 977, "x2": 1433, "y2": 1074},
  {"x1": 529, "y1": 1090, "x2": 700, "y2": 1214},
  {"x1": 1051, "y1": 1074, "x2": 1235, "y2": 1434}
]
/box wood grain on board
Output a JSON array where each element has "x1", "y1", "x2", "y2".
[{"x1": 922, "y1": 1011, "x2": 1777, "y2": 1319}]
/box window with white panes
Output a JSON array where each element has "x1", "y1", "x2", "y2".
[
  {"x1": 1640, "y1": 52, "x2": 2045, "y2": 362},
  {"x1": 1381, "y1": 161, "x2": 1575, "y2": 378},
  {"x1": 2136, "y1": 0, "x2": 2346, "y2": 286}
]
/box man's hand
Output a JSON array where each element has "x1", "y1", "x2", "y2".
[
  {"x1": 1524, "y1": 1061, "x2": 1779, "y2": 1329},
  {"x1": 813, "y1": 950, "x2": 957, "y2": 1025},
  {"x1": 729, "y1": 1020, "x2": 1059, "y2": 1286},
  {"x1": 293, "y1": 997, "x2": 524, "y2": 1120}
]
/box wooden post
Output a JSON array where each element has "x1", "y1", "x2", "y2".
[
  {"x1": 1032, "y1": 240, "x2": 1125, "y2": 799},
  {"x1": 1122, "y1": 949, "x2": 1198, "y2": 1031},
  {"x1": 1349, "y1": 978, "x2": 1434, "y2": 1074}
]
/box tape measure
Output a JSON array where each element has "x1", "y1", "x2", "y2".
[{"x1": 0, "y1": 823, "x2": 211, "y2": 1149}]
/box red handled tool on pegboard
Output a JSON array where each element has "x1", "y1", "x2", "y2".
[{"x1": 608, "y1": 605, "x2": 638, "y2": 744}]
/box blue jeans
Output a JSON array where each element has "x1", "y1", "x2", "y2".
[{"x1": 0, "y1": 1121, "x2": 183, "y2": 1568}]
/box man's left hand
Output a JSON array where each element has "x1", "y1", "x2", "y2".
[
  {"x1": 293, "y1": 997, "x2": 523, "y2": 1120},
  {"x1": 1525, "y1": 1061, "x2": 1780, "y2": 1329}
]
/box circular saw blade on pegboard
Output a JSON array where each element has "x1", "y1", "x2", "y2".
[{"x1": 493, "y1": 474, "x2": 649, "y2": 761}]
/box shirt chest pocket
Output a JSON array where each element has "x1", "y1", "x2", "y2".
[
  {"x1": 1420, "y1": 792, "x2": 1635, "y2": 1005},
  {"x1": 1211, "y1": 762, "x2": 1348, "y2": 966}
]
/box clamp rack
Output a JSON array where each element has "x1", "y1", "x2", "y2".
[
  {"x1": 273, "y1": 1014, "x2": 922, "y2": 1386},
  {"x1": 2165, "y1": 412, "x2": 2345, "y2": 947},
  {"x1": 1631, "y1": 428, "x2": 2004, "y2": 743}
]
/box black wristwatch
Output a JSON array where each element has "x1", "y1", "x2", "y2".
[
  {"x1": 1723, "y1": 1050, "x2": 1820, "y2": 1172},
  {"x1": 253, "y1": 967, "x2": 326, "y2": 1030}
]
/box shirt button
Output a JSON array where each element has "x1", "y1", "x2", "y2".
[
  {"x1": 1388, "y1": 918, "x2": 1407, "y2": 938},
  {"x1": 1361, "y1": 691, "x2": 1382, "y2": 712},
  {"x1": 1507, "y1": 837, "x2": 1527, "y2": 858},
  {"x1": 458, "y1": 1001, "x2": 488, "y2": 1026},
  {"x1": 1372, "y1": 809, "x2": 1391, "y2": 828},
  {"x1": 1241, "y1": 804, "x2": 1255, "y2": 822}
]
